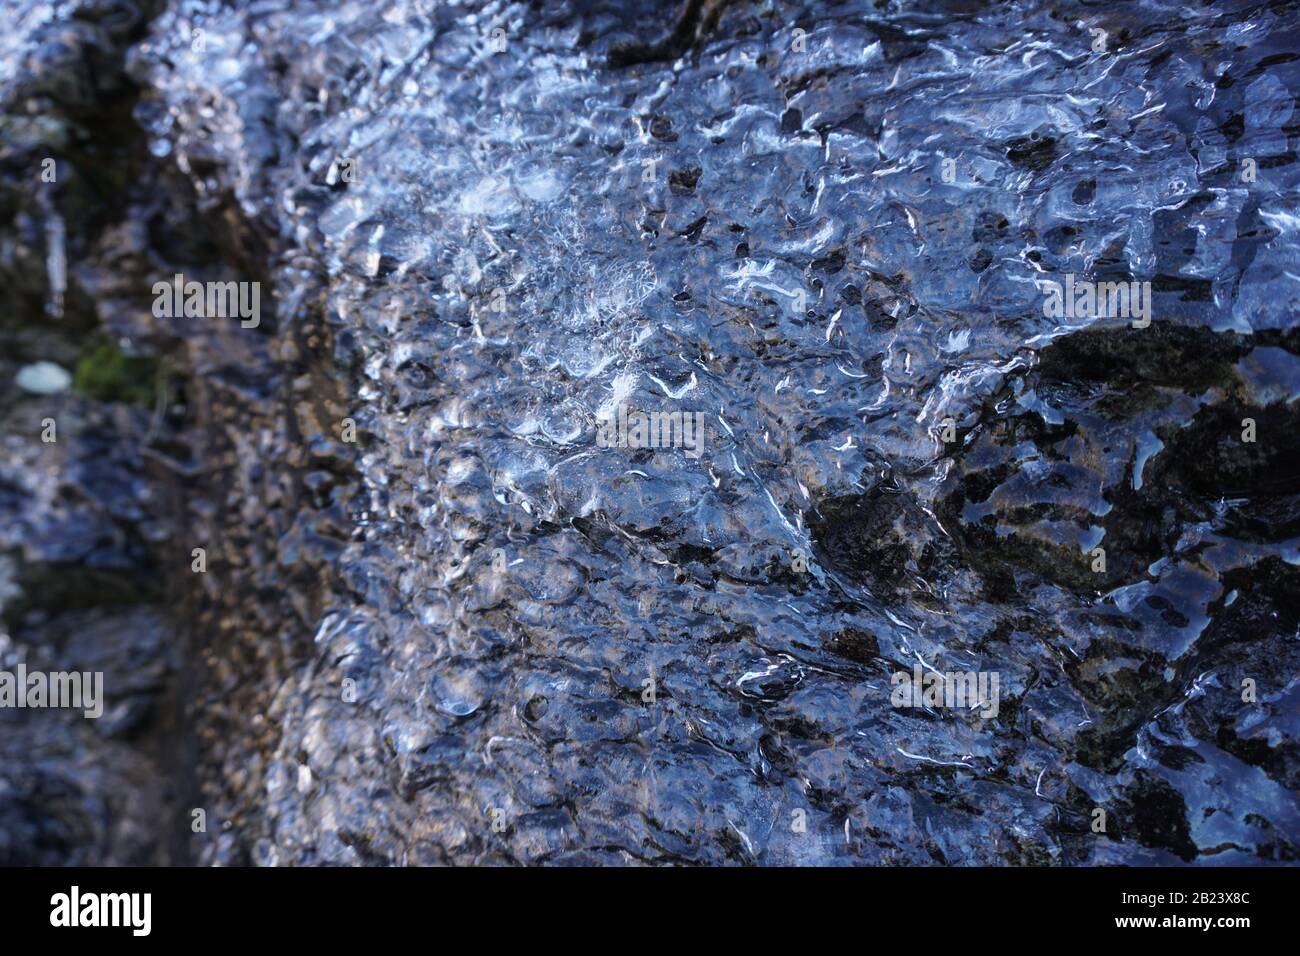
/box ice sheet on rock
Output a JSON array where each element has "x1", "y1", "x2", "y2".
[{"x1": 110, "y1": 0, "x2": 1300, "y2": 865}]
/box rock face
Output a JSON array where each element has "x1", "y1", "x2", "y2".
[{"x1": 1, "y1": 0, "x2": 1297, "y2": 865}]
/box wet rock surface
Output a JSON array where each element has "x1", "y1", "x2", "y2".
[{"x1": 2, "y1": 0, "x2": 1298, "y2": 865}]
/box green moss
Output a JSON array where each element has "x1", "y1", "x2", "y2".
[{"x1": 73, "y1": 339, "x2": 159, "y2": 405}]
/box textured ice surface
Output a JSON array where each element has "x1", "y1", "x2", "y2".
[{"x1": 3, "y1": 0, "x2": 1299, "y2": 864}]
